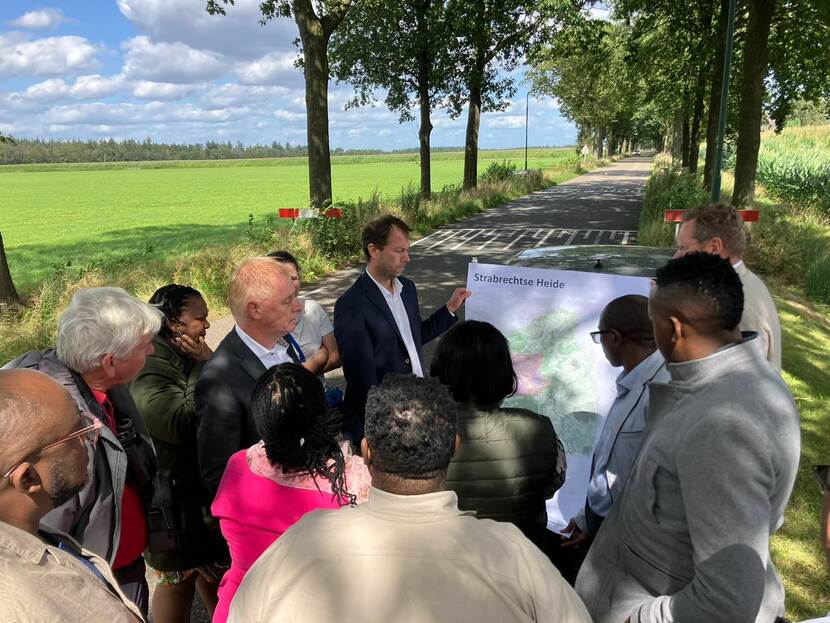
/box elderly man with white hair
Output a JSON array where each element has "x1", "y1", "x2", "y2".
[
  {"x1": 197, "y1": 257, "x2": 304, "y2": 496},
  {"x1": 3, "y1": 286, "x2": 161, "y2": 617}
]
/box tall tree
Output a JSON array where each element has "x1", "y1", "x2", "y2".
[
  {"x1": 329, "y1": 0, "x2": 453, "y2": 199},
  {"x1": 731, "y1": 0, "x2": 776, "y2": 207},
  {"x1": 207, "y1": 0, "x2": 354, "y2": 207},
  {"x1": 445, "y1": 0, "x2": 558, "y2": 189}
]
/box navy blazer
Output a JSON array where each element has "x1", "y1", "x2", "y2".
[
  {"x1": 334, "y1": 272, "x2": 456, "y2": 441},
  {"x1": 196, "y1": 327, "x2": 298, "y2": 495}
]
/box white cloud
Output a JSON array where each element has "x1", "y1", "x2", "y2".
[
  {"x1": 236, "y1": 51, "x2": 298, "y2": 85},
  {"x1": 0, "y1": 34, "x2": 99, "y2": 78},
  {"x1": 133, "y1": 81, "x2": 203, "y2": 100},
  {"x1": 273, "y1": 110, "x2": 305, "y2": 122},
  {"x1": 43, "y1": 101, "x2": 249, "y2": 126},
  {"x1": 71, "y1": 74, "x2": 126, "y2": 99},
  {"x1": 117, "y1": 0, "x2": 298, "y2": 60},
  {"x1": 483, "y1": 115, "x2": 526, "y2": 129},
  {"x1": 9, "y1": 8, "x2": 68, "y2": 30},
  {"x1": 122, "y1": 36, "x2": 227, "y2": 83}
]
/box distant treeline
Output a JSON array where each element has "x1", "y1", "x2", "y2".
[{"x1": 0, "y1": 138, "x2": 500, "y2": 165}]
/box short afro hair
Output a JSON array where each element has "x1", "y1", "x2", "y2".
[
  {"x1": 364, "y1": 374, "x2": 457, "y2": 479},
  {"x1": 654, "y1": 252, "x2": 744, "y2": 333},
  {"x1": 683, "y1": 202, "x2": 747, "y2": 256}
]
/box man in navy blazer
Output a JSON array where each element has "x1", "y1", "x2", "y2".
[{"x1": 334, "y1": 214, "x2": 470, "y2": 442}]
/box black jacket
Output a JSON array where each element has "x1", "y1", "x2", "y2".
[{"x1": 196, "y1": 327, "x2": 299, "y2": 495}]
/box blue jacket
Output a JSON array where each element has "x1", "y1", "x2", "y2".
[{"x1": 334, "y1": 272, "x2": 456, "y2": 441}]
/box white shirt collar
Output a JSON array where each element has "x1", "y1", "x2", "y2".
[
  {"x1": 235, "y1": 324, "x2": 279, "y2": 356},
  {"x1": 732, "y1": 259, "x2": 745, "y2": 271},
  {"x1": 366, "y1": 269, "x2": 402, "y2": 298}
]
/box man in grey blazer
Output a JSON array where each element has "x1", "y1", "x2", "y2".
[
  {"x1": 576, "y1": 253, "x2": 799, "y2": 623},
  {"x1": 561, "y1": 295, "x2": 668, "y2": 561}
]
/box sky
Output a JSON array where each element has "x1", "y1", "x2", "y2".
[{"x1": 0, "y1": 0, "x2": 578, "y2": 151}]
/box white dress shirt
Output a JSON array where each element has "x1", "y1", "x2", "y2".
[
  {"x1": 234, "y1": 325, "x2": 293, "y2": 370},
  {"x1": 366, "y1": 270, "x2": 423, "y2": 377}
]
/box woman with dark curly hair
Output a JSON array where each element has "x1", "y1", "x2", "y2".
[
  {"x1": 210, "y1": 363, "x2": 371, "y2": 623},
  {"x1": 130, "y1": 284, "x2": 227, "y2": 622},
  {"x1": 430, "y1": 320, "x2": 567, "y2": 550}
]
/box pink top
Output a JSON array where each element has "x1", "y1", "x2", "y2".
[{"x1": 211, "y1": 442, "x2": 371, "y2": 623}]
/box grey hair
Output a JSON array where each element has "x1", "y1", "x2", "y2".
[{"x1": 56, "y1": 287, "x2": 163, "y2": 373}]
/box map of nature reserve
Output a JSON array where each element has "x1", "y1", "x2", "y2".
[{"x1": 465, "y1": 262, "x2": 652, "y2": 531}]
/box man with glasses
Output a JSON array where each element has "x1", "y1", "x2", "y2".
[
  {"x1": 674, "y1": 202, "x2": 781, "y2": 371},
  {"x1": 0, "y1": 369, "x2": 144, "y2": 621},
  {"x1": 555, "y1": 295, "x2": 668, "y2": 581},
  {"x1": 3, "y1": 286, "x2": 161, "y2": 616}
]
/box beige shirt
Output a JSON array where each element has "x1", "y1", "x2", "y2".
[
  {"x1": 735, "y1": 261, "x2": 782, "y2": 372},
  {"x1": 229, "y1": 487, "x2": 591, "y2": 623},
  {"x1": 0, "y1": 521, "x2": 143, "y2": 623}
]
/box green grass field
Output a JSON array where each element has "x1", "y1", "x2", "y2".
[{"x1": 1, "y1": 148, "x2": 577, "y2": 290}]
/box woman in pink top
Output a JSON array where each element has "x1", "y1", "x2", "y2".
[{"x1": 210, "y1": 363, "x2": 371, "y2": 623}]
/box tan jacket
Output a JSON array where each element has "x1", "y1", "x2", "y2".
[
  {"x1": 0, "y1": 521, "x2": 144, "y2": 623},
  {"x1": 229, "y1": 487, "x2": 591, "y2": 623},
  {"x1": 736, "y1": 262, "x2": 782, "y2": 371}
]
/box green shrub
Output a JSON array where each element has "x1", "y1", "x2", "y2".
[
  {"x1": 639, "y1": 162, "x2": 708, "y2": 247},
  {"x1": 479, "y1": 160, "x2": 517, "y2": 184}
]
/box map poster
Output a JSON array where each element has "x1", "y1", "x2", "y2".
[{"x1": 464, "y1": 262, "x2": 652, "y2": 532}]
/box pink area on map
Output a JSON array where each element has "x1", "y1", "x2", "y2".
[{"x1": 512, "y1": 354, "x2": 549, "y2": 395}]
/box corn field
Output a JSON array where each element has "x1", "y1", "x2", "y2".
[{"x1": 755, "y1": 125, "x2": 830, "y2": 214}]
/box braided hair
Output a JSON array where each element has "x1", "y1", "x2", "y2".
[
  {"x1": 148, "y1": 284, "x2": 202, "y2": 340},
  {"x1": 250, "y1": 363, "x2": 354, "y2": 506}
]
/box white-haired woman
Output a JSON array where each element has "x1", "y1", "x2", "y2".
[{"x1": 2, "y1": 286, "x2": 162, "y2": 618}]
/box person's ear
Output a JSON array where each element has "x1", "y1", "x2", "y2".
[
  {"x1": 669, "y1": 315, "x2": 683, "y2": 344},
  {"x1": 708, "y1": 236, "x2": 727, "y2": 258},
  {"x1": 9, "y1": 462, "x2": 44, "y2": 496},
  {"x1": 612, "y1": 329, "x2": 624, "y2": 346},
  {"x1": 246, "y1": 300, "x2": 261, "y2": 320},
  {"x1": 453, "y1": 433, "x2": 461, "y2": 456},
  {"x1": 360, "y1": 438, "x2": 371, "y2": 466},
  {"x1": 99, "y1": 353, "x2": 117, "y2": 379}
]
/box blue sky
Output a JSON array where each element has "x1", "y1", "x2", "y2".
[{"x1": 0, "y1": 1, "x2": 577, "y2": 150}]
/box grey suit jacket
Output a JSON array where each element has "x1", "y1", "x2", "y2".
[{"x1": 575, "y1": 334, "x2": 800, "y2": 623}]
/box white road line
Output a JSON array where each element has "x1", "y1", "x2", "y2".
[
  {"x1": 503, "y1": 230, "x2": 528, "y2": 251},
  {"x1": 476, "y1": 230, "x2": 502, "y2": 250},
  {"x1": 448, "y1": 229, "x2": 481, "y2": 251},
  {"x1": 534, "y1": 229, "x2": 556, "y2": 247},
  {"x1": 564, "y1": 229, "x2": 578, "y2": 245},
  {"x1": 425, "y1": 229, "x2": 461, "y2": 251},
  {"x1": 622, "y1": 231, "x2": 631, "y2": 245},
  {"x1": 410, "y1": 231, "x2": 439, "y2": 247}
]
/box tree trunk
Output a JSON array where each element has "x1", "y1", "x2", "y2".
[
  {"x1": 463, "y1": 70, "x2": 483, "y2": 190},
  {"x1": 704, "y1": 0, "x2": 729, "y2": 190},
  {"x1": 296, "y1": 12, "x2": 333, "y2": 207},
  {"x1": 0, "y1": 233, "x2": 23, "y2": 313},
  {"x1": 681, "y1": 93, "x2": 691, "y2": 168},
  {"x1": 596, "y1": 126, "x2": 606, "y2": 158},
  {"x1": 671, "y1": 114, "x2": 683, "y2": 163},
  {"x1": 689, "y1": 59, "x2": 709, "y2": 174},
  {"x1": 416, "y1": 0, "x2": 432, "y2": 200},
  {"x1": 732, "y1": 0, "x2": 776, "y2": 207}
]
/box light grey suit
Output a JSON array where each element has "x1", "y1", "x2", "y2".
[{"x1": 575, "y1": 334, "x2": 800, "y2": 623}]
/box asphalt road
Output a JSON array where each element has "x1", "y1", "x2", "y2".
[{"x1": 176, "y1": 155, "x2": 652, "y2": 622}]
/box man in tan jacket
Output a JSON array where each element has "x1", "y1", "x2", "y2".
[
  {"x1": 0, "y1": 369, "x2": 144, "y2": 622},
  {"x1": 674, "y1": 202, "x2": 782, "y2": 371}
]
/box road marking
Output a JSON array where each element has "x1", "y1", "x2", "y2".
[
  {"x1": 448, "y1": 229, "x2": 481, "y2": 251},
  {"x1": 503, "y1": 230, "x2": 528, "y2": 251},
  {"x1": 622, "y1": 231, "x2": 631, "y2": 245},
  {"x1": 564, "y1": 229, "x2": 578, "y2": 245},
  {"x1": 476, "y1": 230, "x2": 502, "y2": 250},
  {"x1": 425, "y1": 229, "x2": 461, "y2": 250},
  {"x1": 535, "y1": 229, "x2": 556, "y2": 247}
]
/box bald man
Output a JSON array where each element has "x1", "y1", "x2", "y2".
[
  {"x1": 0, "y1": 369, "x2": 143, "y2": 622},
  {"x1": 559, "y1": 295, "x2": 669, "y2": 577}
]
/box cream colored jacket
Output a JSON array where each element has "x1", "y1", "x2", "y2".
[
  {"x1": 0, "y1": 522, "x2": 143, "y2": 622},
  {"x1": 736, "y1": 261, "x2": 782, "y2": 371},
  {"x1": 229, "y1": 487, "x2": 591, "y2": 623}
]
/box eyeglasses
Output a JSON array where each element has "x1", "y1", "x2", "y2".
[
  {"x1": 2, "y1": 412, "x2": 103, "y2": 480},
  {"x1": 589, "y1": 329, "x2": 618, "y2": 344}
]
